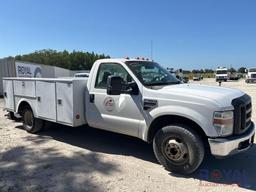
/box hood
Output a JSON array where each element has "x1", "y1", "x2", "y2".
[{"x1": 160, "y1": 84, "x2": 244, "y2": 107}]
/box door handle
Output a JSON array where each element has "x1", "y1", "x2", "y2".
[
  {"x1": 57, "y1": 99, "x2": 62, "y2": 105},
  {"x1": 37, "y1": 96, "x2": 41, "y2": 102},
  {"x1": 89, "y1": 94, "x2": 95, "y2": 103},
  {"x1": 4, "y1": 92, "x2": 7, "y2": 97}
]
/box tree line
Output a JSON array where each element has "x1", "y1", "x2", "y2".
[
  {"x1": 13, "y1": 49, "x2": 248, "y2": 73},
  {"x1": 14, "y1": 49, "x2": 110, "y2": 70},
  {"x1": 182, "y1": 67, "x2": 247, "y2": 74}
]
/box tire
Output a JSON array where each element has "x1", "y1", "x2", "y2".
[
  {"x1": 153, "y1": 124, "x2": 205, "y2": 175},
  {"x1": 8, "y1": 112, "x2": 20, "y2": 121},
  {"x1": 8, "y1": 112, "x2": 16, "y2": 120},
  {"x1": 22, "y1": 107, "x2": 44, "y2": 133}
]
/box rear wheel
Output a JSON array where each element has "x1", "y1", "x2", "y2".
[
  {"x1": 8, "y1": 112, "x2": 16, "y2": 120},
  {"x1": 8, "y1": 111, "x2": 20, "y2": 121},
  {"x1": 153, "y1": 124, "x2": 205, "y2": 175},
  {"x1": 22, "y1": 107, "x2": 44, "y2": 133}
]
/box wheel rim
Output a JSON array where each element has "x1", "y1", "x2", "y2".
[
  {"x1": 24, "y1": 110, "x2": 33, "y2": 129},
  {"x1": 162, "y1": 137, "x2": 189, "y2": 164}
]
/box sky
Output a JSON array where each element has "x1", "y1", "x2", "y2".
[{"x1": 0, "y1": 0, "x2": 256, "y2": 70}]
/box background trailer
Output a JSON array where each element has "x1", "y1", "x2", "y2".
[
  {"x1": 0, "y1": 58, "x2": 84, "y2": 96},
  {"x1": 0, "y1": 58, "x2": 16, "y2": 96}
]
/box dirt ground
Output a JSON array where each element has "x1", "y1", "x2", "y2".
[{"x1": 0, "y1": 78, "x2": 256, "y2": 192}]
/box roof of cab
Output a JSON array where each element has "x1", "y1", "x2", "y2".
[{"x1": 95, "y1": 58, "x2": 153, "y2": 63}]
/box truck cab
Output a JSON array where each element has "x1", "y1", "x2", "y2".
[
  {"x1": 3, "y1": 58, "x2": 255, "y2": 175},
  {"x1": 215, "y1": 67, "x2": 228, "y2": 82},
  {"x1": 245, "y1": 67, "x2": 256, "y2": 83},
  {"x1": 86, "y1": 58, "x2": 254, "y2": 174}
]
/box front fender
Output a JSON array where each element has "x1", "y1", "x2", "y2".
[{"x1": 140, "y1": 105, "x2": 217, "y2": 141}]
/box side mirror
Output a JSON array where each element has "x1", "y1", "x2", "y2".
[
  {"x1": 107, "y1": 76, "x2": 140, "y2": 95},
  {"x1": 107, "y1": 75, "x2": 122, "y2": 95},
  {"x1": 127, "y1": 82, "x2": 139, "y2": 95}
]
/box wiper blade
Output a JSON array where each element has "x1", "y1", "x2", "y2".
[{"x1": 145, "y1": 81, "x2": 180, "y2": 86}]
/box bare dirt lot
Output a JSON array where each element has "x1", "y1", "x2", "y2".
[{"x1": 0, "y1": 78, "x2": 256, "y2": 192}]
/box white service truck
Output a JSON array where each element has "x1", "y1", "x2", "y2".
[
  {"x1": 215, "y1": 67, "x2": 228, "y2": 82},
  {"x1": 245, "y1": 67, "x2": 256, "y2": 83},
  {"x1": 3, "y1": 58, "x2": 255, "y2": 175}
]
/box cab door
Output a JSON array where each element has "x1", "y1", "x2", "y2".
[{"x1": 87, "y1": 62, "x2": 144, "y2": 137}]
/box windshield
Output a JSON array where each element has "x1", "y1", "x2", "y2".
[
  {"x1": 249, "y1": 68, "x2": 256, "y2": 72},
  {"x1": 216, "y1": 70, "x2": 227, "y2": 74},
  {"x1": 125, "y1": 61, "x2": 180, "y2": 86}
]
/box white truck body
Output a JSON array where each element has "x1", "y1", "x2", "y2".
[
  {"x1": 215, "y1": 67, "x2": 228, "y2": 81},
  {"x1": 246, "y1": 67, "x2": 256, "y2": 83},
  {"x1": 3, "y1": 58, "x2": 255, "y2": 174},
  {"x1": 3, "y1": 78, "x2": 87, "y2": 127}
]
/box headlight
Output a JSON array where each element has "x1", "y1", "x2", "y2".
[{"x1": 213, "y1": 111, "x2": 233, "y2": 136}]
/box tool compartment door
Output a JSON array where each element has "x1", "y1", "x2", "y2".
[
  {"x1": 3, "y1": 80, "x2": 14, "y2": 110},
  {"x1": 56, "y1": 82, "x2": 73, "y2": 125},
  {"x1": 13, "y1": 80, "x2": 36, "y2": 97},
  {"x1": 36, "y1": 81, "x2": 56, "y2": 120}
]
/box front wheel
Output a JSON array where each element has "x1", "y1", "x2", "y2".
[
  {"x1": 22, "y1": 107, "x2": 44, "y2": 133},
  {"x1": 153, "y1": 124, "x2": 205, "y2": 175}
]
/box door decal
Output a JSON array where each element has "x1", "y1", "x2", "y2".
[{"x1": 104, "y1": 97, "x2": 115, "y2": 112}]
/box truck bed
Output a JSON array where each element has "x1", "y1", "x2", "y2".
[{"x1": 3, "y1": 77, "x2": 88, "y2": 127}]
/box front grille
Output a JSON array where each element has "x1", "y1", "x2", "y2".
[
  {"x1": 251, "y1": 74, "x2": 256, "y2": 78},
  {"x1": 232, "y1": 94, "x2": 252, "y2": 135}
]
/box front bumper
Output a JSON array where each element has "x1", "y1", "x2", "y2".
[
  {"x1": 208, "y1": 122, "x2": 255, "y2": 157},
  {"x1": 246, "y1": 78, "x2": 256, "y2": 83},
  {"x1": 216, "y1": 76, "x2": 228, "y2": 80}
]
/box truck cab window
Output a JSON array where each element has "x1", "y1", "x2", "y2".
[
  {"x1": 125, "y1": 61, "x2": 180, "y2": 86},
  {"x1": 95, "y1": 63, "x2": 133, "y2": 89}
]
